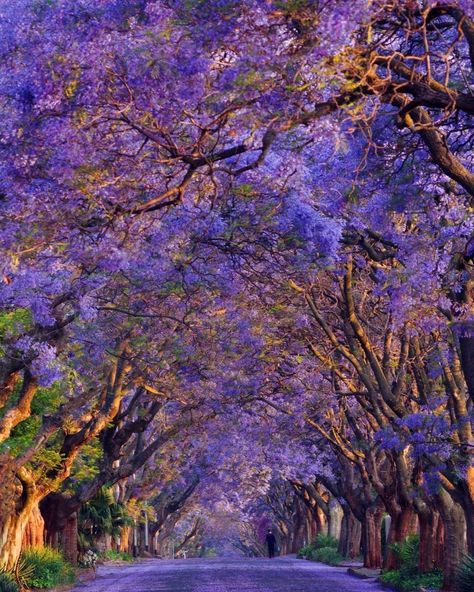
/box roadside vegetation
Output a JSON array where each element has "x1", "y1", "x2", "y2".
[{"x1": 297, "y1": 535, "x2": 343, "y2": 566}]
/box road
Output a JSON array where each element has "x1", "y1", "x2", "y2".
[{"x1": 71, "y1": 556, "x2": 386, "y2": 592}]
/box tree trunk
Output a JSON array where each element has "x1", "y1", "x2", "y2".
[
  {"x1": 463, "y1": 499, "x2": 474, "y2": 556},
  {"x1": 22, "y1": 503, "x2": 45, "y2": 549},
  {"x1": 317, "y1": 506, "x2": 327, "y2": 536},
  {"x1": 61, "y1": 513, "x2": 78, "y2": 565},
  {"x1": 338, "y1": 508, "x2": 361, "y2": 559},
  {"x1": 384, "y1": 505, "x2": 417, "y2": 570},
  {"x1": 436, "y1": 489, "x2": 466, "y2": 591},
  {"x1": 418, "y1": 508, "x2": 441, "y2": 573},
  {"x1": 119, "y1": 526, "x2": 131, "y2": 553},
  {"x1": 291, "y1": 500, "x2": 307, "y2": 553},
  {"x1": 328, "y1": 500, "x2": 343, "y2": 540},
  {"x1": 458, "y1": 330, "x2": 474, "y2": 403},
  {"x1": 338, "y1": 508, "x2": 349, "y2": 558},
  {"x1": 139, "y1": 523, "x2": 147, "y2": 556},
  {"x1": 307, "y1": 508, "x2": 317, "y2": 543},
  {"x1": 0, "y1": 511, "x2": 34, "y2": 569},
  {"x1": 0, "y1": 467, "x2": 39, "y2": 568},
  {"x1": 435, "y1": 515, "x2": 445, "y2": 569},
  {"x1": 348, "y1": 514, "x2": 362, "y2": 559},
  {"x1": 456, "y1": 468, "x2": 474, "y2": 556},
  {"x1": 361, "y1": 506, "x2": 383, "y2": 568}
]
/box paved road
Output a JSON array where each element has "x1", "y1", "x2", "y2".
[{"x1": 72, "y1": 556, "x2": 386, "y2": 592}]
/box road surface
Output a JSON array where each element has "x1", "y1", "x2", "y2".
[{"x1": 71, "y1": 556, "x2": 386, "y2": 592}]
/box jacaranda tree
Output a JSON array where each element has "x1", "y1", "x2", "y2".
[{"x1": 0, "y1": 2, "x2": 473, "y2": 590}]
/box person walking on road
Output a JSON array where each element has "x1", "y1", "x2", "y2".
[{"x1": 266, "y1": 529, "x2": 277, "y2": 558}]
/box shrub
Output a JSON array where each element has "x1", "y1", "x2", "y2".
[
  {"x1": 0, "y1": 573, "x2": 18, "y2": 592},
  {"x1": 389, "y1": 534, "x2": 419, "y2": 574},
  {"x1": 313, "y1": 534, "x2": 338, "y2": 549},
  {"x1": 198, "y1": 547, "x2": 217, "y2": 558},
  {"x1": 310, "y1": 546, "x2": 343, "y2": 566},
  {"x1": 297, "y1": 543, "x2": 313, "y2": 558},
  {"x1": 456, "y1": 554, "x2": 474, "y2": 592},
  {"x1": 380, "y1": 535, "x2": 442, "y2": 592},
  {"x1": 100, "y1": 549, "x2": 133, "y2": 563},
  {"x1": 22, "y1": 547, "x2": 75, "y2": 589},
  {"x1": 297, "y1": 533, "x2": 339, "y2": 559},
  {"x1": 0, "y1": 553, "x2": 34, "y2": 591},
  {"x1": 79, "y1": 487, "x2": 133, "y2": 551},
  {"x1": 380, "y1": 569, "x2": 443, "y2": 592}
]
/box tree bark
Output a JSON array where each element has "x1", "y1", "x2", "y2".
[
  {"x1": 418, "y1": 508, "x2": 441, "y2": 573},
  {"x1": 0, "y1": 514, "x2": 31, "y2": 568},
  {"x1": 0, "y1": 372, "x2": 37, "y2": 444},
  {"x1": 435, "y1": 515, "x2": 445, "y2": 569},
  {"x1": 455, "y1": 467, "x2": 474, "y2": 556},
  {"x1": 119, "y1": 526, "x2": 131, "y2": 553},
  {"x1": 291, "y1": 498, "x2": 307, "y2": 553},
  {"x1": 0, "y1": 467, "x2": 39, "y2": 568},
  {"x1": 384, "y1": 505, "x2": 417, "y2": 570},
  {"x1": 348, "y1": 514, "x2": 362, "y2": 559},
  {"x1": 62, "y1": 513, "x2": 78, "y2": 565},
  {"x1": 327, "y1": 500, "x2": 343, "y2": 541},
  {"x1": 338, "y1": 507, "x2": 361, "y2": 558},
  {"x1": 361, "y1": 505, "x2": 383, "y2": 568},
  {"x1": 22, "y1": 503, "x2": 45, "y2": 549},
  {"x1": 458, "y1": 330, "x2": 474, "y2": 403},
  {"x1": 436, "y1": 490, "x2": 466, "y2": 591}
]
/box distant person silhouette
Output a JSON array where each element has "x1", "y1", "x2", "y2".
[{"x1": 266, "y1": 529, "x2": 277, "y2": 558}]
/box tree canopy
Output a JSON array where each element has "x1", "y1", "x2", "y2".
[{"x1": 0, "y1": 1, "x2": 473, "y2": 590}]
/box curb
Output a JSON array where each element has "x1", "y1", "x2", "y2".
[{"x1": 347, "y1": 567, "x2": 381, "y2": 580}]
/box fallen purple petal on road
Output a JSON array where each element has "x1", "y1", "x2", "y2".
[{"x1": 72, "y1": 557, "x2": 386, "y2": 592}]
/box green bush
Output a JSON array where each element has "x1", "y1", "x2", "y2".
[
  {"x1": 380, "y1": 569, "x2": 443, "y2": 592},
  {"x1": 198, "y1": 547, "x2": 217, "y2": 558},
  {"x1": 456, "y1": 554, "x2": 474, "y2": 592},
  {"x1": 389, "y1": 534, "x2": 419, "y2": 574},
  {"x1": 22, "y1": 547, "x2": 75, "y2": 589},
  {"x1": 310, "y1": 546, "x2": 343, "y2": 565},
  {"x1": 0, "y1": 573, "x2": 18, "y2": 592},
  {"x1": 297, "y1": 543, "x2": 313, "y2": 558},
  {"x1": 297, "y1": 533, "x2": 339, "y2": 559},
  {"x1": 380, "y1": 535, "x2": 442, "y2": 592},
  {"x1": 79, "y1": 487, "x2": 132, "y2": 551},
  {"x1": 313, "y1": 534, "x2": 338, "y2": 549},
  {"x1": 100, "y1": 549, "x2": 134, "y2": 562}
]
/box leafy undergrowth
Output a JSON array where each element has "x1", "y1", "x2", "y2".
[
  {"x1": 310, "y1": 546, "x2": 343, "y2": 565},
  {"x1": 22, "y1": 547, "x2": 75, "y2": 589},
  {"x1": 0, "y1": 573, "x2": 18, "y2": 592},
  {"x1": 99, "y1": 549, "x2": 134, "y2": 563},
  {"x1": 380, "y1": 535, "x2": 442, "y2": 592},
  {"x1": 456, "y1": 554, "x2": 474, "y2": 592},
  {"x1": 380, "y1": 569, "x2": 442, "y2": 591},
  {"x1": 297, "y1": 544, "x2": 312, "y2": 558},
  {"x1": 297, "y1": 534, "x2": 343, "y2": 565}
]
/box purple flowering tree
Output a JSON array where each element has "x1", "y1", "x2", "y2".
[{"x1": 1, "y1": 3, "x2": 474, "y2": 589}]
